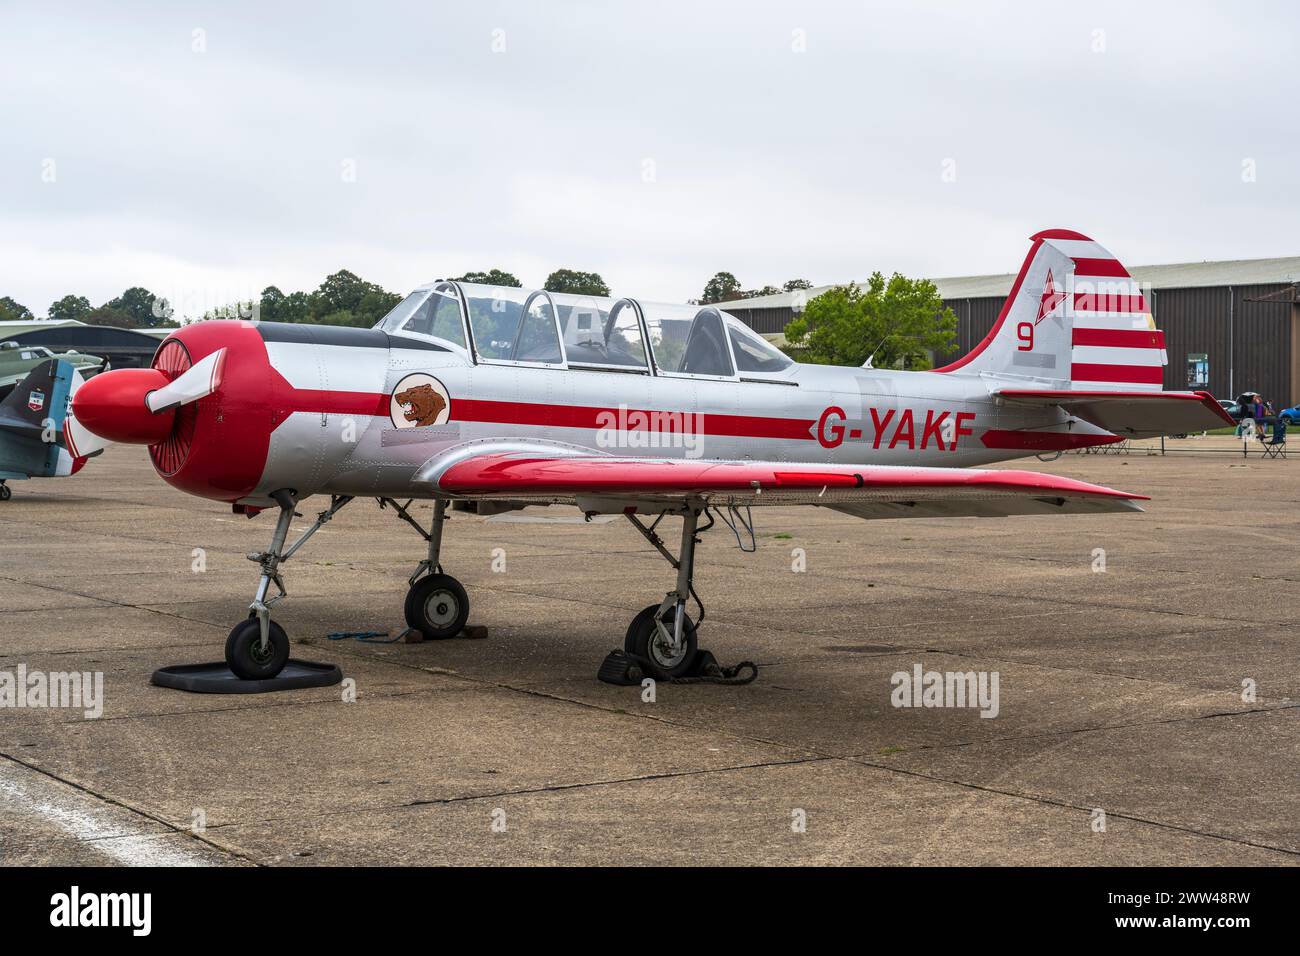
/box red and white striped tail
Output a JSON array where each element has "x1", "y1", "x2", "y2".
[{"x1": 935, "y1": 229, "x2": 1167, "y2": 391}]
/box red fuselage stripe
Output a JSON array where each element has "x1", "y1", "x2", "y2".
[
  {"x1": 479, "y1": 398, "x2": 811, "y2": 440},
  {"x1": 288, "y1": 394, "x2": 820, "y2": 441},
  {"x1": 287, "y1": 389, "x2": 390, "y2": 418}
]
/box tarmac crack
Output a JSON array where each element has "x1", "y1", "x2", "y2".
[
  {"x1": 846, "y1": 753, "x2": 1300, "y2": 860},
  {"x1": 193, "y1": 754, "x2": 838, "y2": 835},
  {"x1": 0, "y1": 572, "x2": 231, "y2": 632},
  {"x1": 841, "y1": 700, "x2": 1300, "y2": 758}
]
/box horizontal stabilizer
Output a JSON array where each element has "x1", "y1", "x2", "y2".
[{"x1": 994, "y1": 388, "x2": 1233, "y2": 438}]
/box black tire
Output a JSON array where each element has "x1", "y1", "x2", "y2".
[
  {"x1": 624, "y1": 603, "x2": 698, "y2": 679},
  {"x1": 404, "y1": 573, "x2": 469, "y2": 640},
  {"x1": 225, "y1": 618, "x2": 290, "y2": 680},
  {"x1": 0, "y1": 483, "x2": 10, "y2": 501}
]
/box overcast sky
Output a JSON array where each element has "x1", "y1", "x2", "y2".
[{"x1": 1, "y1": 0, "x2": 1296, "y2": 318}]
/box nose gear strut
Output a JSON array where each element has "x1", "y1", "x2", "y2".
[
  {"x1": 225, "y1": 490, "x2": 354, "y2": 680},
  {"x1": 605, "y1": 500, "x2": 758, "y2": 685}
]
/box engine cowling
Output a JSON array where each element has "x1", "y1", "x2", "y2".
[{"x1": 72, "y1": 321, "x2": 278, "y2": 502}]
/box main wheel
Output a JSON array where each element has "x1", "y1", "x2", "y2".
[
  {"x1": 624, "y1": 604, "x2": 698, "y2": 679},
  {"x1": 0, "y1": 483, "x2": 10, "y2": 501},
  {"x1": 405, "y1": 573, "x2": 470, "y2": 639},
  {"x1": 225, "y1": 618, "x2": 290, "y2": 680}
]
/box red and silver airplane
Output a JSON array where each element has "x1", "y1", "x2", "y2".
[{"x1": 67, "y1": 229, "x2": 1231, "y2": 680}]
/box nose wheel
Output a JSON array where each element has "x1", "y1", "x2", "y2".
[
  {"x1": 404, "y1": 573, "x2": 470, "y2": 640},
  {"x1": 225, "y1": 618, "x2": 290, "y2": 680},
  {"x1": 222, "y1": 491, "x2": 354, "y2": 681},
  {"x1": 0, "y1": 482, "x2": 10, "y2": 502}
]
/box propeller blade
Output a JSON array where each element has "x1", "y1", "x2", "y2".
[{"x1": 145, "y1": 348, "x2": 226, "y2": 414}]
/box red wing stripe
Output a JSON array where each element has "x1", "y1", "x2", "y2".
[
  {"x1": 1072, "y1": 292, "x2": 1146, "y2": 313},
  {"x1": 1072, "y1": 328, "x2": 1165, "y2": 349},
  {"x1": 436, "y1": 455, "x2": 1145, "y2": 500},
  {"x1": 1000, "y1": 389, "x2": 1199, "y2": 401},
  {"x1": 1072, "y1": 257, "x2": 1130, "y2": 277},
  {"x1": 1070, "y1": 363, "x2": 1164, "y2": 385}
]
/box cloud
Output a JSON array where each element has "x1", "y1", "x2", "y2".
[{"x1": 1, "y1": 0, "x2": 1296, "y2": 316}]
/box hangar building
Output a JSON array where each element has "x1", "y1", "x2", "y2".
[
  {"x1": 720, "y1": 257, "x2": 1300, "y2": 406},
  {"x1": 0, "y1": 320, "x2": 170, "y2": 370}
]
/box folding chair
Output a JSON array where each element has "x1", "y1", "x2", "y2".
[{"x1": 1260, "y1": 420, "x2": 1287, "y2": 459}]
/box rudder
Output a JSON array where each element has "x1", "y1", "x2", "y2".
[{"x1": 935, "y1": 229, "x2": 1166, "y2": 391}]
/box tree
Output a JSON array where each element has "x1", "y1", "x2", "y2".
[
  {"x1": 356, "y1": 288, "x2": 401, "y2": 325},
  {"x1": 454, "y1": 269, "x2": 521, "y2": 288},
  {"x1": 48, "y1": 295, "x2": 93, "y2": 323},
  {"x1": 782, "y1": 272, "x2": 957, "y2": 369},
  {"x1": 544, "y1": 269, "x2": 610, "y2": 297},
  {"x1": 279, "y1": 290, "x2": 312, "y2": 324},
  {"x1": 0, "y1": 296, "x2": 33, "y2": 322},
  {"x1": 314, "y1": 270, "x2": 370, "y2": 314},
  {"x1": 745, "y1": 285, "x2": 781, "y2": 299},
  {"x1": 106, "y1": 287, "x2": 163, "y2": 326},
  {"x1": 700, "y1": 272, "x2": 742, "y2": 304},
  {"x1": 312, "y1": 270, "x2": 400, "y2": 326},
  {"x1": 258, "y1": 286, "x2": 286, "y2": 323},
  {"x1": 783, "y1": 279, "x2": 812, "y2": 292},
  {"x1": 315, "y1": 309, "x2": 363, "y2": 328}
]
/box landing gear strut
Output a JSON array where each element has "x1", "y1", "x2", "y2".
[
  {"x1": 379, "y1": 497, "x2": 471, "y2": 640},
  {"x1": 622, "y1": 503, "x2": 708, "y2": 679},
  {"x1": 225, "y1": 490, "x2": 353, "y2": 680}
]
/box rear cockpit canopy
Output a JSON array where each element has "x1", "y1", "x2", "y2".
[{"x1": 376, "y1": 281, "x2": 793, "y2": 379}]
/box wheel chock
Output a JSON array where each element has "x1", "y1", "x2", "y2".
[
  {"x1": 597, "y1": 648, "x2": 758, "y2": 686},
  {"x1": 598, "y1": 650, "x2": 644, "y2": 685},
  {"x1": 398, "y1": 624, "x2": 489, "y2": 644}
]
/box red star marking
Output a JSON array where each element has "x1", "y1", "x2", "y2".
[{"x1": 1037, "y1": 269, "x2": 1065, "y2": 324}]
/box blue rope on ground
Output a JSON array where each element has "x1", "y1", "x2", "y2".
[{"x1": 326, "y1": 630, "x2": 399, "y2": 643}]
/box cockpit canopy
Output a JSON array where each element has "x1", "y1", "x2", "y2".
[
  {"x1": 0, "y1": 343, "x2": 54, "y2": 361},
  {"x1": 376, "y1": 281, "x2": 793, "y2": 378}
]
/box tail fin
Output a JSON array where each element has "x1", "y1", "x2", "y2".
[
  {"x1": 935, "y1": 229, "x2": 1166, "y2": 391},
  {"x1": 0, "y1": 360, "x2": 86, "y2": 478},
  {"x1": 0, "y1": 359, "x2": 75, "y2": 436}
]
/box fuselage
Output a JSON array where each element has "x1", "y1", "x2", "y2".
[{"x1": 112, "y1": 317, "x2": 1113, "y2": 508}]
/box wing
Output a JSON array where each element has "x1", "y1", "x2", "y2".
[
  {"x1": 995, "y1": 388, "x2": 1233, "y2": 438},
  {"x1": 421, "y1": 447, "x2": 1146, "y2": 520}
]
